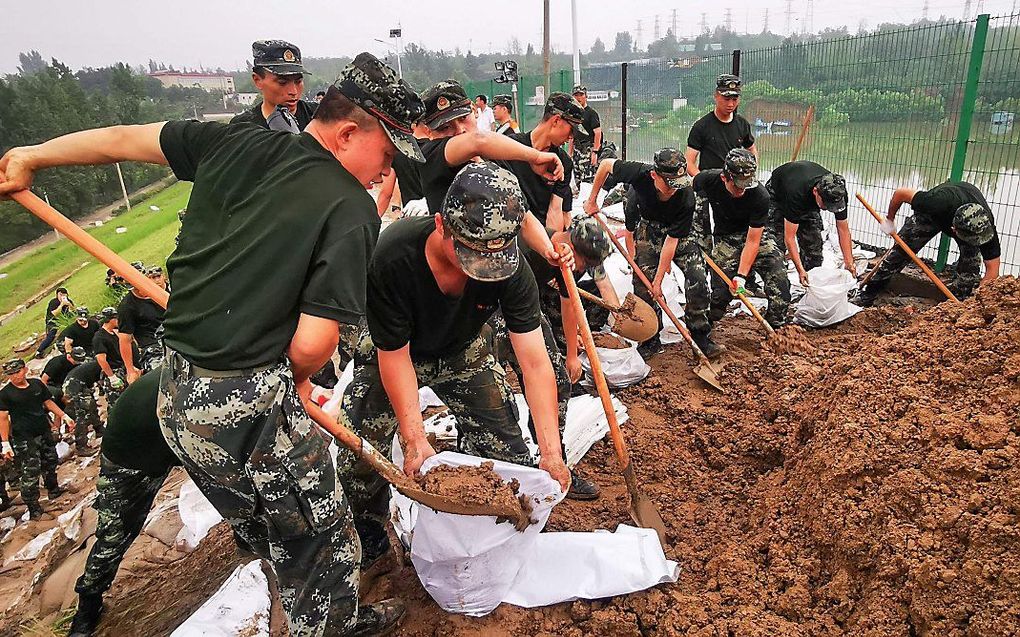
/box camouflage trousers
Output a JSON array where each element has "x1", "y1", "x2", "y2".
[
  {"x1": 572, "y1": 144, "x2": 596, "y2": 183},
  {"x1": 75, "y1": 456, "x2": 170, "y2": 597},
  {"x1": 709, "y1": 231, "x2": 791, "y2": 328},
  {"x1": 159, "y1": 351, "x2": 361, "y2": 637},
  {"x1": 633, "y1": 221, "x2": 712, "y2": 338},
  {"x1": 769, "y1": 206, "x2": 825, "y2": 271},
  {"x1": 337, "y1": 330, "x2": 533, "y2": 565},
  {"x1": 539, "y1": 282, "x2": 610, "y2": 353},
  {"x1": 487, "y1": 310, "x2": 570, "y2": 461},
  {"x1": 12, "y1": 431, "x2": 59, "y2": 511},
  {"x1": 866, "y1": 213, "x2": 983, "y2": 296},
  {"x1": 138, "y1": 342, "x2": 164, "y2": 372},
  {"x1": 100, "y1": 372, "x2": 127, "y2": 409},
  {"x1": 64, "y1": 375, "x2": 102, "y2": 449}
]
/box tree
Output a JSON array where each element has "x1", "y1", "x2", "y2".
[
  {"x1": 613, "y1": 32, "x2": 634, "y2": 56},
  {"x1": 590, "y1": 37, "x2": 606, "y2": 58},
  {"x1": 17, "y1": 50, "x2": 47, "y2": 75},
  {"x1": 508, "y1": 37, "x2": 523, "y2": 56}
]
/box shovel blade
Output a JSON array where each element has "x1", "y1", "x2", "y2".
[
  {"x1": 694, "y1": 360, "x2": 725, "y2": 392},
  {"x1": 612, "y1": 293, "x2": 659, "y2": 343},
  {"x1": 622, "y1": 465, "x2": 667, "y2": 546},
  {"x1": 394, "y1": 483, "x2": 525, "y2": 522}
]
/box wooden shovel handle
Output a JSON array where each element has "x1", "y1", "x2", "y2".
[
  {"x1": 790, "y1": 104, "x2": 815, "y2": 162},
  {"x1": 702, "y1": 250, "x2": 776, "y2": 336},
  {"x1": 11, "y1": 189, "x2": 170, "y2": 309},
  {"x1": 855, "y1": 193, "x2": 959, "y2": 303}
]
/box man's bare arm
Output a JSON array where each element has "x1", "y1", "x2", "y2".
[
  {"x1": 377, "y1": 345, "x2": 436, "y2": 476},
  {"x1": 287, "y1": 313, "x2": 340, "y2": 385}
]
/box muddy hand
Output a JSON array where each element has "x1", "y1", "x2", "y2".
[
  {"x1": 566, "y1": 355, "x2": 583, "y2": 384},
  {"x1": 583, "y1": 198, "x2": 600, "y2": 216},
  {"x1": 540, "y1": 456, "x2": 571, "y2": 494},
  {"x1": 403, "y1": 437, "x2": 437, "y2": 477}
]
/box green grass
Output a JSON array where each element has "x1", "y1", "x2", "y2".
[{"x1": 0, "y1": 182, "x2": 191, "y2": 357}]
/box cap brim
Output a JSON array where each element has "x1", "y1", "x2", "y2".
[
  {"x1": 718, "y1": 90, "x2": 741, "y2": 97},
  {"x1": 260, "y1": 63, "x2": 308, "y2": 75},
  {"x1": 732, "y1": 176, "x2": 758, "y2": 189},
  {"x1": 382, "y1": 123, "x2": 425, "y2": 163},
  {"x1": 453, "y1": 237, "x2": 520, "y2": 282},
  {"x1": 568, "y1": 121, "x2": 590, "y2": 137},
  {"x1": 425, "y1": 105, "x2": 472, "y2": 131},
  {"x1": 825, "y1": 202, "x2": 848, "y2": 213},
  {"x1": 659, "y1": 173, "x2": 689, "y2": 189}
]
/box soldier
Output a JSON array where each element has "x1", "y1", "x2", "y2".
[
  {"x1": 859, "y1": 181, "x2": 1001, "y2": 305},
  {"x1": 40, "y1": 346, "x2": 85, "y2": 404},
  {"x1": 338, "y1": 162, "x2": 571, "y2": 567},
  {"x1": 492, "y1": 94, "x2": 519, "y2": 135},
  {"x1": 586, "y1": 148, "x2": 722, "y2": 358},
  {"x1": 61, "y1": 307, "x2": 100, "y2": 356},
  {"x1": 696, "y1": 149, "x2": 791, "y2": 330},
  {"x1": 568, "y1": 85, "x2": 603, "y2": 185},
  {"x1": 489, "y1": 217, "x2": 614, "y2": 501},
  {"x1": 0, "y1": 51, "x2": 421, "y2": 636},
  {"x1": 231, "y1": 40, "x2": 316, "y2": 132},
  {"x1": 117, "y1": 265, "x2": 166, "y2": 384},
  {"x1": 92, "y1": 308, "x2": 129, "y2": 406},
  {"x1": 0, "y1": 359, "x2": 73, "y2": 519},
  {"x1": 62, "y1": 354, "x2": 103, "y2": 455},
  {"x1": 35, "y1": 287, "x2": 74, "y2": 358},
  {"x1": 67, "y1": 369, "x2": 180, "y2": 637},
  {"x1": 686, "y1": 74, "x2": 757, "y2": 177},
  {"x1": 766, "y1": 161, "x2": 856, "y2": 286}
]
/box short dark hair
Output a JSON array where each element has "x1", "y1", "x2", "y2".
[
  {"x1": 253, "y1": 66, "x2": 267, "y2": 77},
  {"x1": 312, "y1": 85, "x2": 376, "y2": 127},
  {"x1": 475, "y1": 94, "x2": 487, "y2": 104},
  {"x1": 56, "y1": 287, "x2": 68, "y2": 295},
  {"x1": 315, "y1": 90, "x2": 326, "y2": 97}
]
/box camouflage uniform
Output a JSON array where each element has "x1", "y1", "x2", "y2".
[
  {"x1": 64, "y1": 372, "x2": 103, "y2": 449},
  {"x1": 769, "y1": 204, "x2": 825, "y2": 271},
  {"x1": 159, "y1": 353, "x2": 361, "y2": 636},
  {"x1": 337, "y1": 329, "x2": 533, "y2": 565},
  {"x1": 74, "y1": 456, "x2": 171, "y2": 598},
  {"x1": 539, "y1": 280, "x2": 609, "y2": 352},
  {"x1": 632, "y1": 220, "x2": 712, "y2": 336},
  {"x1": 708, "y1": 230, "x2": 791, "y2": 328},
  {"x1": 12, "y1": 431, "x2": 60, "y2": 512},
  {"x1": 137, "y1": 342, "x2": 165, "y2": 372}
]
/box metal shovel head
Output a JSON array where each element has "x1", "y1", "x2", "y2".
[
  {"x1": 612, "y1": 293, "x2": 659, "y2": 343},
  {"x1": 622, "y1": 464, "x2": 667, "y2": 545},
  {"x1": 694, "y1": 360, "x2": 725, "y2": 392}
]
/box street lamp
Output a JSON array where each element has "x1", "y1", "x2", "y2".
[
  {"x1": 373, "y1": 27, "x2": 403, "y2": 78},
  {"x1": 494, "y1": 59, "x2": 521, "y2": 128}
]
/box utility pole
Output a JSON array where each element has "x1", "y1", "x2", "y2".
[
  {"x1": 543, "y1": 0, "x2": 550, "y2": 96},
  {"x1": 654, "y1": 15, "x2": 660, "y2": 41},
  {"x1": 963, "y1": 0, "x2": 972, "y2": 19},
  {"x1": 805, "y1": 0, "x2": 814, "y2": 34},
  {"x1": 672, "y1": 9, "x2": 678, "y2": 38},
  {"x1": 636, "y1": 19, "x2": 643, "y2": 51},
  {"x1": 785, "y1": 0, "x2": 794, "y2": 35},
  {"x1": 922, "y1": 0, "x2": 930, "y2": 20},
  {"x1": 725, "y1": 8, "x2": 733, "y2": 32},
  {"x1": 700, "y1": 13, "x2": 709, "y2": 35},
  {"x1": 115, "y1": 163, "x2": 131, "y2": 212},
  {"x1": 763, "y1": 8, "x2": 770, "y2": 33},
  {"x1": 571, "y1": 0, "x2": 580, "y2": 86}
]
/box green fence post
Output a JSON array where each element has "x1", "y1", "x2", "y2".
[{"x1": 938, "y1": 13, "x2": 989, "y2": 271}]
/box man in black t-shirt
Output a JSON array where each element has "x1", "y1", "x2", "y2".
[
  {"x1": 61, "y1": 307, "x2": 100, "y2": 356},
  {"x1": 0, "y1": 52, "x2": 421, "y2": 636},
  {"x1": 766, "y1": 161, "x2": 857, "y2": 287},
  {"x1": 568, "y1": 85, "x2": 603, "y2": 184},
  {"x1": 62, "y1": 357, "x2": 104, "y2": 455},
  {"x1": 117, "y1": 265, "x2": 167, "y2": 383},
  {"x1": 0, "y1": 359, "x2": 74, "y2": 519},
  {"x1": 686, "y1": 75, "x2": 757, "y2": 176},
  {"x1": 695, "y1": 149, "x2": 791, "y2": 330},
  {"x1": 230, "y1": 40, "x2": 316, "y2": 132},
  {"x1": 93, "y1": 307, "x2": 128, "y2": 407},
  {"x1": 339, "y1": 163, "x2": 570, "y2": 564},
  {"x1": 492, "y1": 94, "x2": 519, "y2": 135},
  {"x1": 859, "y1": 181, "x2": 1001, "y2": 305},
  {"x1": 587, "y1": 148, "x2": 721, "y2": 357},
  {"x1": 35, "y1": 287, "x2": 74, "y2": 358},
  {"x1": 40, "y1": 346, "x2": 85, "y2": 403}
]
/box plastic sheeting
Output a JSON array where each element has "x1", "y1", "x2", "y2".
[
  {"x1": 175, "y1": 479, "x2": 223, "y2": 552},
  {"x1": 795, "y1": 266, "x2": 863, "y2": 327},
  {"x1": 579, "y1": 342, "x2": 650, "y2": 388},
  {"x1": 170, "y1": 560, "x2": 271, "y2": 637}
]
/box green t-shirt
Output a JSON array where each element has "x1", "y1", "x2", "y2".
[
  {"x1": 159, "y1": 120, "x2": 380, "y2": 370},
  {"x1": 101, "y1": 368, "x2": 180, "y2": 476}
]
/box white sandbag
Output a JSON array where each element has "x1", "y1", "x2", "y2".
[
  {"x1": 602, "y1": 252, "x2": 635, "y2": 299},
  {"x1": 171, "y1": 559, "x2": 270, "y2": 637},
  {"x1": 657, "y1": 269, "x2": 689, "y2": 344},
  {"x1": 561, "y1": 394, "x2": 628, "y2": 468},
  {"x1": 57, "y1": 494, "x2": 96, "y2": 541},
  {"x1": 795, "y1": 266, "x2": 862, "y2": 328},
  {"x1": 175, "y1": 479, "x2": 223, "y2": 552},
  {"x1": 419, "y1": 387, "x2": 445, "y2": 411},
  {"x1": 55, "y1": 441, "x2": 72, "y2": 461},
  {"x1": 503, "y1": 524, "x2": 679, "y2": 607},
  {"x1": 579, "y1": 343, "x2": 650, "y2": 388},
  {"x1": 390, "y1": 451, "x2": 565, "y2": 617},
  {"x1": 402, "y1": 198, "x2": 429, "y2": 216},
  {"x1": 5, "y1": 527, "x2": 59, "y2": 565}
]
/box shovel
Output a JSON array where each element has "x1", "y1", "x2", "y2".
[
  {"x1": 548, "y1": 283, "x2": 659, "y2": 343},
  {"x1": 559, "y1": 250, "x2": 668, "y2": 544},
  {"x1": 591, "y1": 212, "x2": 725, "y2": 392},
  {"x1": 10, "y1": 186, "x2": 524, "y2": 522},
  {"x1": 855, "y1": 193, "x2": 960, "y2": 303},
  {"x1": 702, "y1": 251, "x2": 775, "y2": 337}
]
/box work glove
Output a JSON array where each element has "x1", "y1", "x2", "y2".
[
  {"x1": 730, "y1": 275, "x2": 747, "y2": 297},
  {"x1": 108, "y1": 375, "x2": 125, "y2": 390},
  {"x1": 880, "y1": 218, "x2": 897, "y2": 236},
  {"x1": 402, "y1": 199, "x2": 429, "y2": 217}
]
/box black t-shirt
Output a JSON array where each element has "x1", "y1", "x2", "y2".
[
  {"x1": 60, "y1": 319, "x2": 100, "y2": 355},
  {"x1": 93, "y1": 328, "x2": 128, "y2": 369},
  {"x1": 117, "y1": 292, "x2": 165, "y2": 347},
  {"x1": 65, "y1": 360, "x2": 103, "y2": 387},
  {"x1": 500, "y1": 131, "x2": 574, "y2": 223},
  {"x1": 367, "y1": 217, "x2": 541, "y2": 360},
  {"x1": 420, "y1": 137, "x2": 466, "y2": 214},
  {"x1": 229, "y1": 100, "x2": 316, "y2": 131},
  {"x1": 523, "y1": 229, "x2": 606, "y2": 299},
  {"x1": 44, "y1": 298, "x2": 61, "y2": 328},
  {"x1": 392, "y1": 137, "x2": 428, "y2": 202},
  {"x1": 911, "y1": 181, "x2": 1001, "y2": 260},
  {"x1": 687, "y1": 111, "x2": 755, "y2": 171},
  {"x1": 766, "y1": 161, "x2": 847, "y2": 224},
  {"x1": 574, "y1": 105, "x2": 602, "y2": 148},
  {"x1": 102, "y1": 368, "x2": 181, "y2": 476},
  {"x1": 0, "y1": 380, "x2": 52, "y2": 439},
  {"x1": 496, "y1": 121, "x2": 519, "y2": 136},
  {"x1": 614, "y1": 161, "x2": 696, "y2": 238},
  {"x1": 42, "y1": 355, "x2": 77, "y2": 387},
  {"x1": 694, "y1": 170, "x2": 770, "y2": 236},
  {"x1": 159, "y1": 120, "x2": 380, "y2": 370}
]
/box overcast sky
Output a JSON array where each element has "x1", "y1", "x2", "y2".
[{"x1": 2, "y1": 0, "x2": 1016, "y2": 74}]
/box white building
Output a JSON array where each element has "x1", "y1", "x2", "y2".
[{"x1": 149, "y1": 71, "x2": 235, "y2": 93}]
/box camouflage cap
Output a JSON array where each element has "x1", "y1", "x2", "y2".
[
  {"x1": 2, "y1": 359, "x2": 25, "y2": 375},
  {"x1": 69, "y1": 347, "x2": 88, "y2": 362},
  {"x1": 570, "y1": 217, "x2": 612, "y2": 265},
  {"x1": 492, "y1": 94, "x2": 513, "y2": 112},
  {"x1": 100, "y1": 306, "x2": 118, "y2": 321},
  {"x1": 253, "y1": 40, "x2": 307, "y2": 75},
  {"x1": 545, "y1": 92, "x2": 590, "y2": 137},
  {"x1": 146, "y1": 265, "x2": 164, "y2": 277},
  {"x1": 441, "y1": 162, "x2": 526, "y2": 282},
  {"x1": 421, "y1": 80, "x2": 473, "y2": 130},
  {"x1": 333, "y1": 52, "x2": 427, "y2": 162},
  {"x1": 815, "y1": 173, "x2": 848, "y2": 213},
  {"x1": 953, "y1": 203, "x2": 995, "y2": 246},
  {"x1": 75, "y1": 306, "x2": 90, "y2": 318},
  {"x1": 716, "y1": 73, "x2": 742, "y2": 97},
  {"x1": 131, "y1": 261, "x2": 145, "y2": 272},
  {"x1": 653, "y1": 148, "x2": 690, "y2": 189},
  {"x1": 723, "y1": 148, "x2": 758, "y2": 188},
  {"x1": 571, "y1": 84, "x2": 588, "y2": 95}
]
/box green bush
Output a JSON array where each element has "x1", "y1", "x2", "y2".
[{"x1": 742, "y1": 79, "x2": 944, "y2": 123}]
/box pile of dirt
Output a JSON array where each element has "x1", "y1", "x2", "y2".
[{"x1": 592, "y1": 332, "x2": 631, "y2": 349}]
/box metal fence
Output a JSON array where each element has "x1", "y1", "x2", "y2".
[{"x1": 466, "y1": 14, "x2": 1020, "y2": 275}]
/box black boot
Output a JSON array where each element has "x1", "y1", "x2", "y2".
[
  {"x1": 637, "y1": 336, "x2": 664, "y2": 359},
  {"x1": 692, "y1": 331, "x2": 725, "y2": 360},
  {"x1": 353, "y1": 598, "x2": 406, "y2": 637},
  {"x1": 68, "y1": 593, "x2": 104, "y2": 637},
  {"x1": 567, "y1": 470, "x2": 600, "y2": 501}
]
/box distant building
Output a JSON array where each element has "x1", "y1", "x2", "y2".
[
  {"x1": 149, "y1": 71, "x2": 235, "y2": 93},
  {"x1": 235, "y1": 92, "x2": 259, "y2": 106}
]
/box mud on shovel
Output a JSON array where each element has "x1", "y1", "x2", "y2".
[
  {"x1": 559, "y1": 250, "x2": 668, "y2": 544},
  {"x1": 591, "y1": 212, "x2": 724, "y2": 392},
  {"x1": 9, "y1": 186, "x2": 523, "y2": 522},
  {"x1": 547, "y1": 282, "x2": 659, "y2": 343}
]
